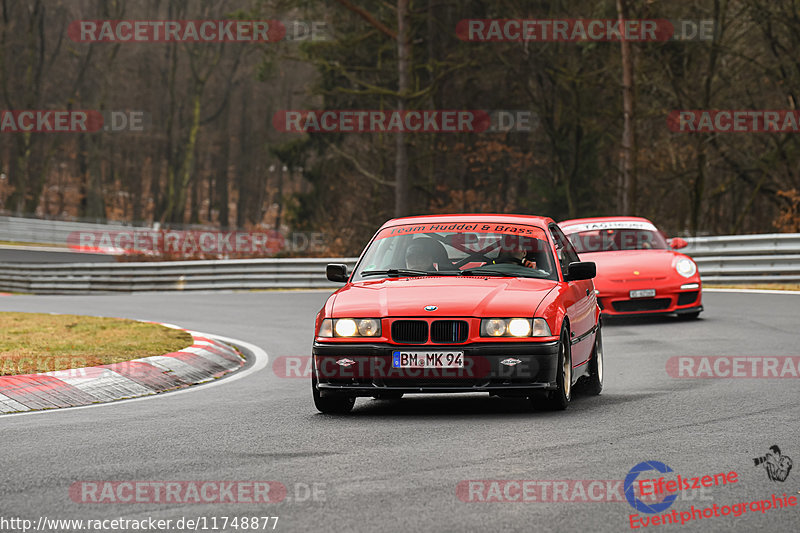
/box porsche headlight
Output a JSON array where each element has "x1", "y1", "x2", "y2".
[
  {"x1": 480, "y1": 318, "x2": 551, "y2": 337},
  {"x1": 318, "y1": 318, "x2": 382, "y2": 337},
  {"x1": 675, "y1": 258, "x2": 697, "y2": 278}
]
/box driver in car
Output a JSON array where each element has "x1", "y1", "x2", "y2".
[
  {"x1": 493, "y1": 235, "x2": 538, "y2": 268},
  {"x1": 405, "y1": 243, "x2": 436, "y2": 271}
]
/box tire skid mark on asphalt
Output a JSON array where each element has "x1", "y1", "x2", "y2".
[{"x1": 0, "y1": 325, "x2": 245, "y2": 414}]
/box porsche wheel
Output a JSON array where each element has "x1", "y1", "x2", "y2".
[
  {"x1": 538, "y1": 326, "x2": 572, "y2": 410},
  {"x1": 312, "y1": 372, "x2": 355, "y2": 414}
]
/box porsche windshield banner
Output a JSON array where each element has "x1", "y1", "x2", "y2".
[{"x1": 561, "y1": 221, "x2": 658, "y2": 233}]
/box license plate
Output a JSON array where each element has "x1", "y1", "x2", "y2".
[
  {"x1": 392, "y1": 351, "x2": 464, "y2": 368},
  {"x1": 630, "y1": 289, "x2": 656, "y2": 298}
]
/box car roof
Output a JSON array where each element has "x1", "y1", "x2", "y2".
[
  {"x1": 382, "y1": 213, "x2": 554, "y2": 229},
  {"x1": 559, "y1": 216, "x2": 656, "y2": 229}
]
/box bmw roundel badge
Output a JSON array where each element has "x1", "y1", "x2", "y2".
[{"x1": 424, "y1": 305, "x2": 438, "y2": 311}]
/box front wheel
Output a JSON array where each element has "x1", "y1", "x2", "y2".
[
  {"x1": 312, "y1": 372, "x2": 355, "y2": 414},
  {"x1": 536, "y1": 326, "x2": 572, "y2": 411}
]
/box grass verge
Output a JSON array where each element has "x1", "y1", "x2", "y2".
[{"x1": 0, "y1": 312, "x2": 192, "y2": 375}]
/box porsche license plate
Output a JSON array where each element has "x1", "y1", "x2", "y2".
[
  {"x1": 392, "y1": 351, "x2": 464, "y2": 368},
  {"x1": 630, "y1": 289, "x2": 656, "y2": 298}
]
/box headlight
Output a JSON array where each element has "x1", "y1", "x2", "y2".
[
  {"x1": 335, "y1": 319, "x2": 358, "y2": 337},
  {"x1": 484, "y1": 319, "x2": 507, "y2": 337},
  {"x1": 675, "y1": 258, "x2": 697, "y2": 278},
  {"x1": 318, "y1": 318, "x2": 382, "y2": 337},
  {"x1": 508, "y1": 318, "x2": 532, "y2": 337},
  {"x1": 480, "y1": 318, "x2": 551, "y2": 337}
]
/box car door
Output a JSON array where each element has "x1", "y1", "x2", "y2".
[{"x1": 549, "y1": 224, "x2": 596, "y2": 367}]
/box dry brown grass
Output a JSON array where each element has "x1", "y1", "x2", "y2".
[{"x1": 0, "y1": 312, "x2": 192, "y2": 375}]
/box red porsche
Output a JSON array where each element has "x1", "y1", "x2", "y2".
[
  {"x1": 559, "y1": 216, "x2": 702, "y2": 319},
  {"x1": 312, "y1": 214, "x2": 602, "y2": 414}
]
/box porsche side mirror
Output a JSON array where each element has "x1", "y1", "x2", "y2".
[
  {"x1": 326, "y1": 263, "x2": 349, "y2": 283},
  {"x1": 669, "y1": 237, "x2": 688, "y2": 250},
  {"x1": 565, "y1": 261, "x2": 596, "y2": 281}
]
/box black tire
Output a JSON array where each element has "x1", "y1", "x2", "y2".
[
  {"x1": 312, "y1": 372, "x2": 355, "y2": 414},
  {"x1": 373, "y1": 392, "x2": 404, "y2": 400},
  {"x1": 582, "y1": 325, "x2": 603, "y2": 396},
  {"x1": 537, "y1": 326, "x2": 572, "y2": 411}
]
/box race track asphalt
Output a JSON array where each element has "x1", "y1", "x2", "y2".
[{"x1": 1, "y1": 290, "x2": 798, "y2": 532}]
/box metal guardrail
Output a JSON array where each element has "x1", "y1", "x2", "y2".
[
  {"x1": 1, "y1": 212, "x2": 798, "y2": 293},
  {"x1": 0, "y1": 258, "x2": 361, "y2": 294},
  {"x1": 0, "y1": 215, "x2": 149, "y2": 246},
  {"x1": 685, "y1": 234, "x2": 800, "y2": 283}
]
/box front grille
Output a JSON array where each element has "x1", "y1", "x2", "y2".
[
  {"x1": 612, "y1": 298, "x2": 671, "y2": 313},
  {"x1": 430, "y1": 320, "x2": 469, "y2": 343},
  {"x1": 391, "y1": 320, "x2": 428, "y2": 343},
  {"x1": 677, "y1": 291, "x2": 699, "y2": 306}
]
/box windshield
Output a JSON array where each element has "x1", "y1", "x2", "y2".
[
  {"x1": 566, "y1": 228, "x2": 668, "y2": 253},
  {"x1": 353, "y1": 222, "x2": 558, "y2": 281}
]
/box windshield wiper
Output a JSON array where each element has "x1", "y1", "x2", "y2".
[
  {"x1": 361, "y1": 269, "x2": 432, "y2": 278},
  {"x1": 459, "y1": 268, "x2": 512, "y2": 277}
]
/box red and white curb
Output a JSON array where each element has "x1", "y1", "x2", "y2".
[{"x1": 0, "y1": 325, "x2": 244, "y2": 414}]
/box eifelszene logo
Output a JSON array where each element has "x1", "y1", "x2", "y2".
[
  {"x1": 624, "y1": 461, "x2": 678, "y2": 514},
  {"x1": 753, "y1": 445, "x2": 793, "y2": 482}
]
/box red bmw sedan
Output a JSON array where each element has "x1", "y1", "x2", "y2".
[
  {"x1": 559, "y1": 217, "x2": 703, "y2": 319},
  {"x1": 312, "y1": 214, "x2": 602, "y2": 414}
]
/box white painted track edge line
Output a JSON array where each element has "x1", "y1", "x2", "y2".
[
  {"x1": 704, "y1": 288, "x2": 800, "y2": 295},
  {"x1": 0, "y1": 333, "x2": 268, "y2": 418}
]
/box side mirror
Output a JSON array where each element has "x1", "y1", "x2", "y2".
[
  {"x1": 669, "y1": 237, "x2": 688, "y2": 250},
  {"x1": 565, "y1": 261, "x2": 596, "y2": 281},
  {"x1": 326, "y1": 263, "x2": 349, "y2": 283}
]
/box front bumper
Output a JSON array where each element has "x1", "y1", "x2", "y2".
[
  {"x1": 597, "y1": 287, "x2": 702, "y2": 316},
  {"x1": 312, "y1": 341, "x2": 559, "y2": 396}
]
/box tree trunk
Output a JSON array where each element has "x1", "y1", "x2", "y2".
[
  {"x1": 394, "y1": 0, "x2": 410, "y2": 217},
  {"x1": 617, "y1": 0, "x2": 637, "y2": 215}
]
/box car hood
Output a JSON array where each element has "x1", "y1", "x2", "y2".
[
  {"x1": 578, "y1": 250, "x2": 683, "y2": 281},
  {"x1": 331, "y1": 276, "x2": 557, "y2": 317}
]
